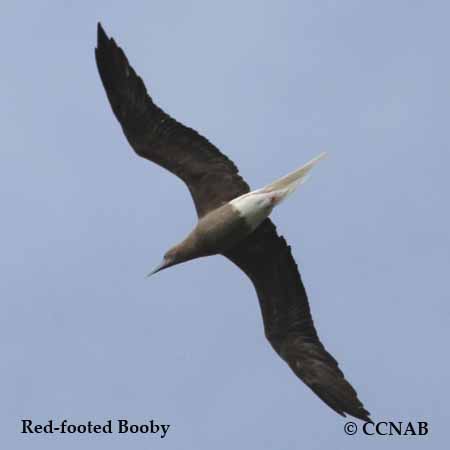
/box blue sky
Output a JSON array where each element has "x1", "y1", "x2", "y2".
[{"x1": 1, "y1": 1, "x2": 449, "y2": 448}]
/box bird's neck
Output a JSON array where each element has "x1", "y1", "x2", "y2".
[{"x1": 174, "y1": 232, "x2": 211, "y2": 264}]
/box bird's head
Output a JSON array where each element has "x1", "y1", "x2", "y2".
[{"x1": 146, "y1": 245, "x2": 189, "y2": 277}]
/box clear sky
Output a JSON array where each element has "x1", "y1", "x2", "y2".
[{"x1": 1, "y1": 1, "x2": 449, "y2": 448}]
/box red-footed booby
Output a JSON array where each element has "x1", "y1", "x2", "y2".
[{"x1": 95, "y1": 23, "x2": 372, "y2": 423}]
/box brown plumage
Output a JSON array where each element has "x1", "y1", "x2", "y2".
[{"x1": 95, "y1": 23, "x2": 372, "y2": 422}]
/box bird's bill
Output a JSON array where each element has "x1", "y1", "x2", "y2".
[{"x1": 146, "y1": 259, "x2": 169, "y2": 277}]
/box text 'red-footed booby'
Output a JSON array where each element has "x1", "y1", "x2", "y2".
[{"x1": 95, "y1": 23, "x2": 372, "y2": 423}]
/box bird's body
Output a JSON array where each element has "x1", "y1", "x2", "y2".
[
  {"x1": 153, "y1": 152, "x2": 327, "y2": 274},
  {"x1": 95, "y1": 23, "x2": 372, "y2": 422}
]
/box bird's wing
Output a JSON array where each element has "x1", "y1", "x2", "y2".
[
  {"x1": 95, "y1": 23, "x2": 249, "y2": 218},
  {"x1": 224, "y1": 219, "x2": 372, "y2": 422}
]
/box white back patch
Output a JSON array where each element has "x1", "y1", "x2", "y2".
[{"x1": 230, "y1": 191, "x2": 276, "y2": 230}]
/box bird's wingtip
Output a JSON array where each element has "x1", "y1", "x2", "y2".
[
  {"x1": 348, "y1": 408, "x2": 373, "y2": 424},
  {"x1": 344, "y1": 401, "x2": 373, "y2": 423},
  {"x1": 96, "y1": 22, "x2": 108, "y2": 45}
]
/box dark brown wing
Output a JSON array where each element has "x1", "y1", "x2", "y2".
[
  {"x1": 95, "y1": 23, "x2": 249, "y2": 217},
  {"x1": 225, "y1": 219, "x2": 372, "y2": 422}
]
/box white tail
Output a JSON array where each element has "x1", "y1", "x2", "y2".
[
  {"x1": 229, "y1": 152, "x2": 327, "y2": 230},
  {"x1": 262, "y1": 152, "x2": 327, "y2": 195}
]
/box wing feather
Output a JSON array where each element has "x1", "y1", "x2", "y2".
[
  {"x1": 95, "y1": 23, "x2": 249, "y2": 217},
  {"x1": 225, "y1": 219, "x2": 372, "y2": 422}
]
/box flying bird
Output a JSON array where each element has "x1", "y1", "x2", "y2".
[{"x1": 95, "y1": 23, "x2": 372, "y2": 422}]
